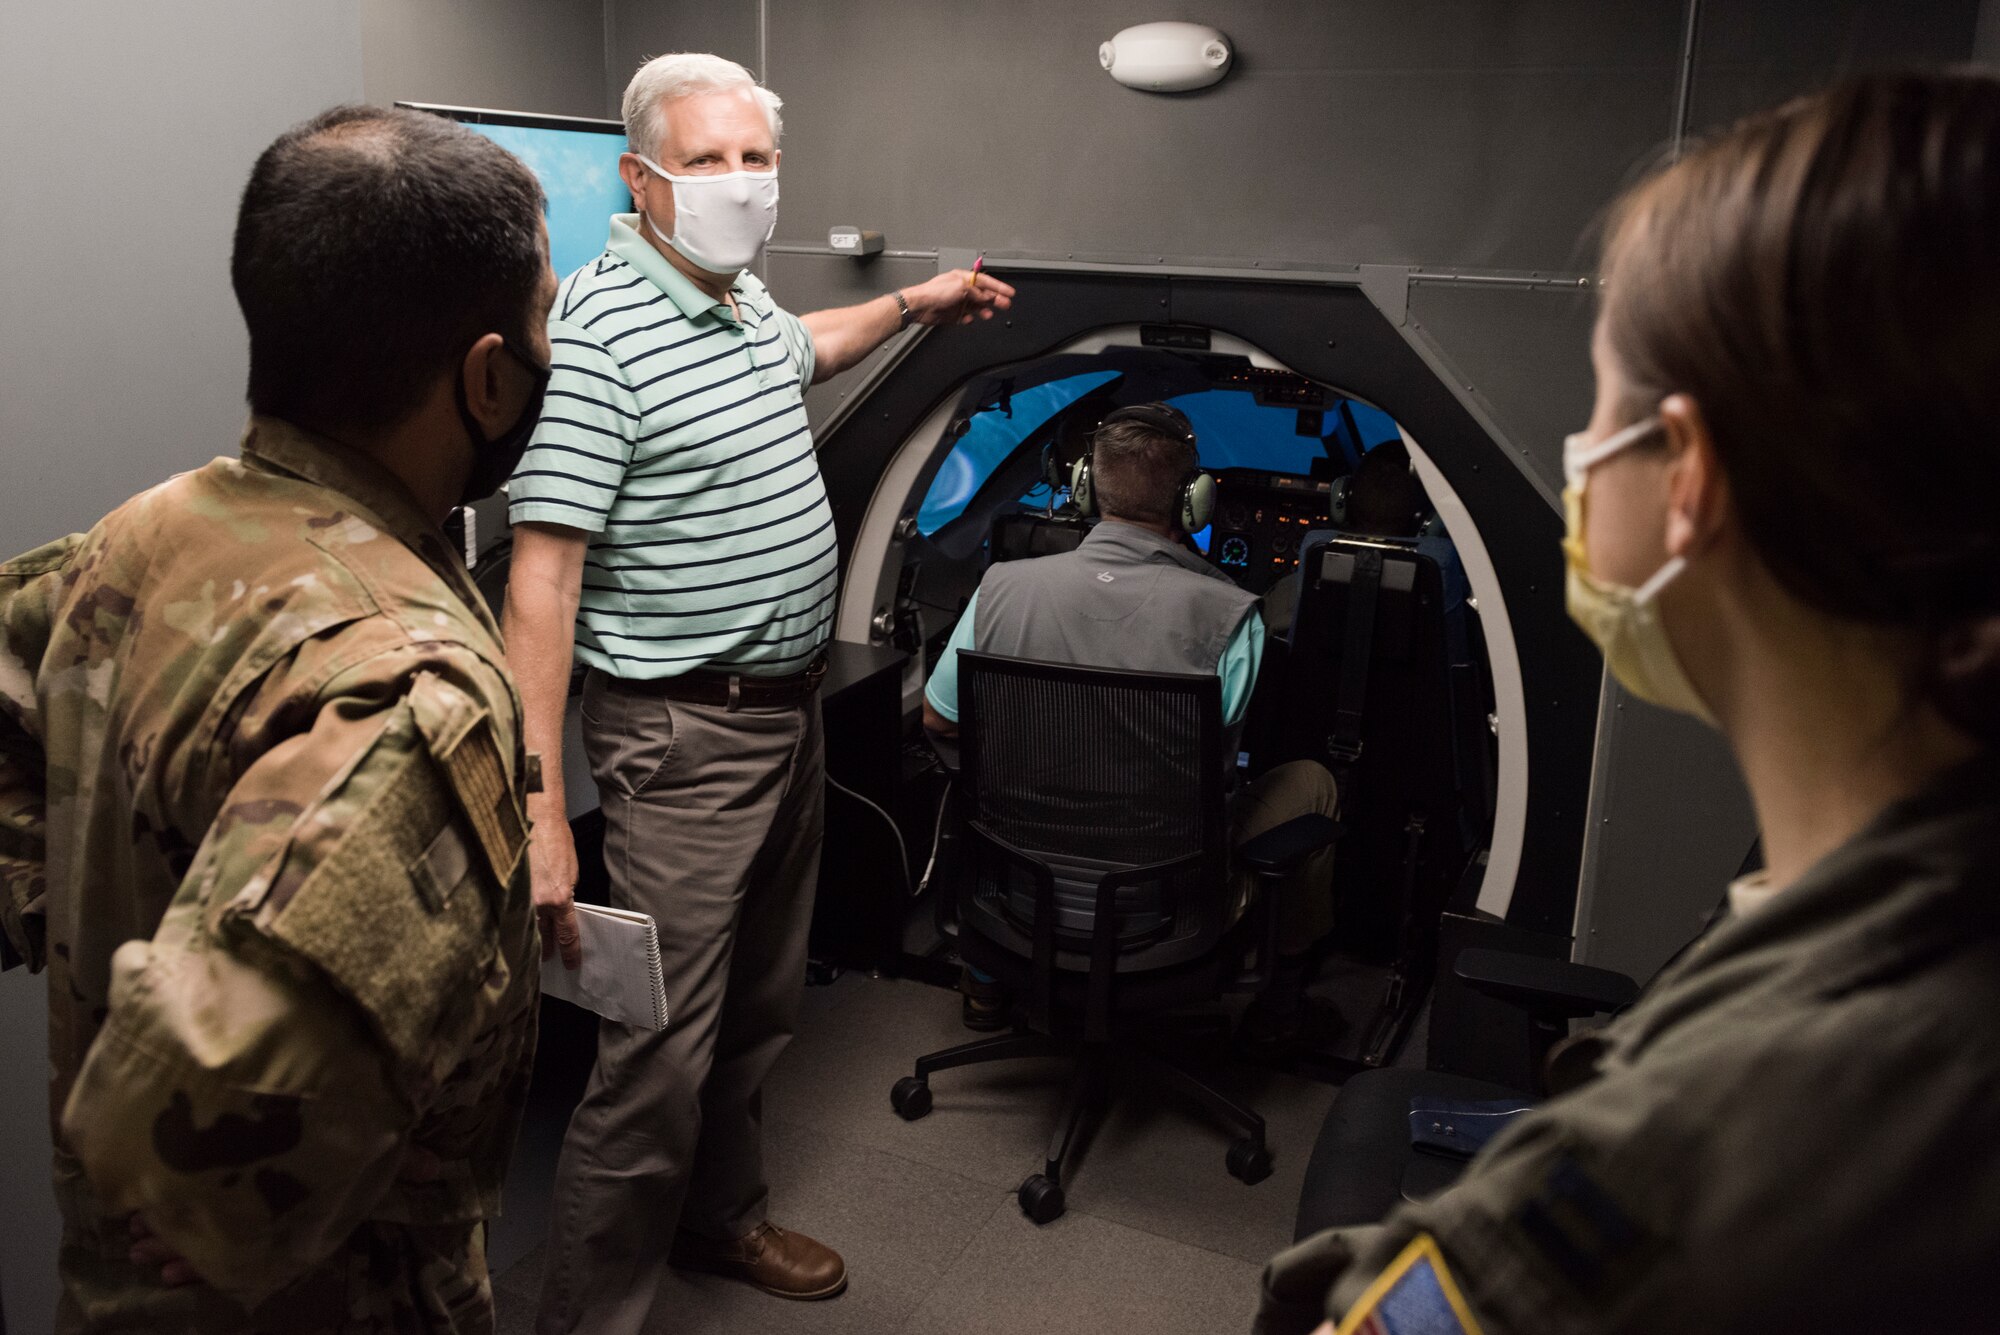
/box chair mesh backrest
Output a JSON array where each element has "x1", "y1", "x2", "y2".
[{"x1": 959, "y1": 652, "x2": 1228, "y2": 949}]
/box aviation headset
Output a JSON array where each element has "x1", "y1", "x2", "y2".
[{"x1": 1069, "y1": 403, "x2": 1216, "y2": 533}]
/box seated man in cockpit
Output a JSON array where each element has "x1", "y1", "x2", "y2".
[
  {"x1": 1260, "y1": 438, "x2": 1450, "y2": 632},
  {"x1": 922, "y1": 402, "x2": 1341, "y2": 1053}
]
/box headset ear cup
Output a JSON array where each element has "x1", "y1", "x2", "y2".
[
  {"x1": 1070, "y1": 454, "x2": 1095, "y2": 517},
  {"x1": 1182, "y1": 472, "x2": 1216, "y2": 533}
]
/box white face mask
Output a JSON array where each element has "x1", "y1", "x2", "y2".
[{"x1": 635, "y1": 154, "x2": 779, "y2": 274}]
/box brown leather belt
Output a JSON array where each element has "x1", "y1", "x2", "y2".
[{"x1": 611, "y1": 654, "x2": 829, "y2": 710}]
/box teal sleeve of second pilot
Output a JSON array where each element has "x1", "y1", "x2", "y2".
[
  {"x1": 923, "y1": 588, "x2": 981, "y2": 722},
  {"x1": 1219, "y1": 611, "x2": 1265, "y2": 728}
]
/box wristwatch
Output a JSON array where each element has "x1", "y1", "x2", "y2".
[{"x1": 891, "y1": 290, "x2": 913, "y2": 329}]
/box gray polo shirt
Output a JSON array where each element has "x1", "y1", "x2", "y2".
[{"x1": 925, "y1": 521, "x2": 1263, "y2": 724}]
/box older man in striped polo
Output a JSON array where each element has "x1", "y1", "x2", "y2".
[{"x1": 502, "y1": 52, "x2": 1013, "y2": 1335}]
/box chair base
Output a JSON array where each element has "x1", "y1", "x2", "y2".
[{"x1": 890, "y1": 1018, "x2": 1271, "y2": 1224}]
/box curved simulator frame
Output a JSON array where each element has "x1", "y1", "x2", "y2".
[{"x1": 811, "y1": 264, "x2": 1603, "y2": 947}]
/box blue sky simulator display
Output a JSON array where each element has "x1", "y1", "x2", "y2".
[{"x1": 461, "y1": 121, "x2": 631, "y2": 280}]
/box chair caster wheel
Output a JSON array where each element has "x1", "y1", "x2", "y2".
[
  {"x1": 890, "y1": 1076, "x2": 932, "y2": 1120},
  {"x1": 1018, "y1": 1173, "x2": 1065, "y2": 1224},
  {"x1": 1227, "y1": 1138, "x2": 1273, "y2": 1184}
]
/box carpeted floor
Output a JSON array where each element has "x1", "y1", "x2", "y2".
[{"x1": 490, "y1": 972, "x2": 1348, "y2": 1335}]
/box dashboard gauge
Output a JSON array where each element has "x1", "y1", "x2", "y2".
[
  {"x1": 1217, "y1": 534, "x2": 1252, "y2": 568},
  {"x1": 1271, "y1": 530, "x2": 1295, "y2": 557},
  {"x1": 1220, "y1": 502, "x2": 1251, "y2": 530}
]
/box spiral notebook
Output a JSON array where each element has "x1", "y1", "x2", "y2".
[{"x1": 538, "y1": 903, "x2": 670, "y2": 1030}]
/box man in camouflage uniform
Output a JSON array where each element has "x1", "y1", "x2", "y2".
[{"x1": 0, "y1": 105, "x2": 556, "y2": 1332}]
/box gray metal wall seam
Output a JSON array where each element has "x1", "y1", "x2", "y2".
[
  {"x1": 1572, "y1": 666, "x2": 1624, "y2": 965},
  {"x1": 1392, "y1": 321, "x2": 1562, "y2": 513},
  {"x1": 603, "y1": 0, "x2": 621, "y2": 117},
  {"x1": 360, "y1": 0, "x2": 607, "y2": 119}
]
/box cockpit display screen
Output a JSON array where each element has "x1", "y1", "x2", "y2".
[{"x1": 399, "y1": 104, "x2": 631, "y2": 281}]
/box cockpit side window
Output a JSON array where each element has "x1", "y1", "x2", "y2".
[
  {"x1": 917, "y1": 372, "x2": 1121, "y2": 536},
  {"x1": 911, "y1": 346, "x2": 1432, "y2": 603}
]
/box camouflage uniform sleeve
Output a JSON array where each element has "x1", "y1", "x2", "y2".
[
  {"x1": 1316, "y1": 994, "x2": 2000, "y2": 1335},
  {"x1": 0, "y1": 535, "x2": 83, "y2": 972},
  {"x1": 60, "y1": 638, "x2": 529, "y2": 1311},
  {"x1": 1252, "y1": 1226, "x2": 1378, "y2": 1335},
  {"x1": 1318, "y1": 1046, "x2": 1706, "y2": 1335}
]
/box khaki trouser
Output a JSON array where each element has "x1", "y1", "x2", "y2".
[
  {"x1": 1231, "y1": 759, "x2": 1340, "y2": 954},
  {"x1": 536, "y1": 674, "x2": 825, "y2": 1335}
]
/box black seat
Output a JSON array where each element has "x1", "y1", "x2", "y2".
[
  {"x1": 987, "y1": 512, "x2": 1092, "y2": 564},
  {"x1": 1249, "y1": 531, "x2": 1494, "y2": 1065},
  {"x1": 892, "y1": 651, "x2": 1337, "y2": 1224},
  {"x1": 1293, "y1": 949, "x2": 1638, "y2": 1237}
]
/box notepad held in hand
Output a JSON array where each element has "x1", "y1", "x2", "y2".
[{"x1": 538, "y1": 903, "x2": 669, "y2": 1030}]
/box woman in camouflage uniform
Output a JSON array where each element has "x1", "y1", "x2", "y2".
[{"x1": 1260, "y1": 70, "x2": 2000, "y2": 1335}]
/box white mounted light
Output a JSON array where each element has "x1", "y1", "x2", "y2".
[{"x1": 1099, "y1": 21, "x2": 1233, "y2": 93}]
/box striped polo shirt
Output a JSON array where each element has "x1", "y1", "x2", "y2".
[{"x1": 507, "y1": 213, "x2": 833, "y2": 679}]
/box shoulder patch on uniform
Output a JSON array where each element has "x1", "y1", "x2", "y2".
[
  {"x1": 407, "y1": 672, "x2": 527, "y2": 889},
  {"x1": 254, "y1": 709, "x2": 498, "y2": 1072},
  {"x1": 1510, "y1": 1151, "x2": 1654, "y2": 1298},
  {"x1": 1337, "y1": 1233, "x2": 1486, "y2": 1335}
]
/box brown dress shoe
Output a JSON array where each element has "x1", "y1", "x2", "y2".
[{"x1": 669, "y1": 1222, "x2": 848, "y2": 1300}]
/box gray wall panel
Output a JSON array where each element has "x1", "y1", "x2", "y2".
[
  {"x1": 1402, "y1": 280, "x2": 1598, "y2": 501},
  {"x1": 0, "y1": 1, "x2": 365, "y2": 558},
  {"x1": 1575, "y1": 682, "x2": 1758, "y2": 981},
  {"x1": 605, "y1": 0, "x2": 759, "y2": 113},
  {"x1": 756, "y1": 0, "x2": 1683, "y2": 272},
  {"x1": 1688, "y1": 0, "x2": 1980, "y2": 134},
  {"x1": 764, "y1": 250, "x2": 941, "y2": 429},
  {"x1": 362, "y1": 0, "x2": 607, "y2": 118},
  {"x1": 1, "y1": 13, "x2": 368, "y2": 1335},
  {"x1": 1980, "y1": 0, "x2": 2000, "y2": 61},
  {"x1": 598, "y1": 0, "x2": 1985, "y2": 285}
]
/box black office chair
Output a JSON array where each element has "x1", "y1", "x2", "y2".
[
  {"x1": 891, "y1": 651, "x2": 1337, "y2": 1224},
  {"x1": 1292, "y1": 948, "x2": 1638, "y2": 1237},
  {"x1": 1291, "y1": 848, "x2": 1754, "y2": 1236}
]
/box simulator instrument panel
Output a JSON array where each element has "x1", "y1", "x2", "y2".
[{"x1": 1207, "y1": 468, "x2": 1336, "y2": 594}]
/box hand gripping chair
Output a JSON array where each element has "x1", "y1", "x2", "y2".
[{"x1": 891, "y1": 651, "x2": 1338, "y2": 1224}]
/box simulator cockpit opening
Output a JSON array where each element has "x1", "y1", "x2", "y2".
[{"x1": 848, "y1": 335, "x2": 1501, "y2": 1063}]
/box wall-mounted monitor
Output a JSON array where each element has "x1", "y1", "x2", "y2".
[{"x1": 398, "y1": 103, "x2": 630, "y2": 280}]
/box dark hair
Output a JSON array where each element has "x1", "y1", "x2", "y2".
[
  {"x1": 231, "y1": 104, "x2": 547, "y2": 436},
  {"x1": 1600, "y1": 71, "x2": 2000, "y2": 743},
  {"x1": 1346, "y1": 440, "x2": 1422, "y2": 537},
  {"x1": 1091, "y1": 404, "x2": 1198, "y2": 526}
]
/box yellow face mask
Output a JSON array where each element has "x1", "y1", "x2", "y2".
[{"x1": 1561, "y1": 417, "x2": 1716, "y2": 726}]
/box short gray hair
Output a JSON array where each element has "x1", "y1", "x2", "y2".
[{"x1": 622, "y1": 52, "x2": 783, "y2": 160}]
